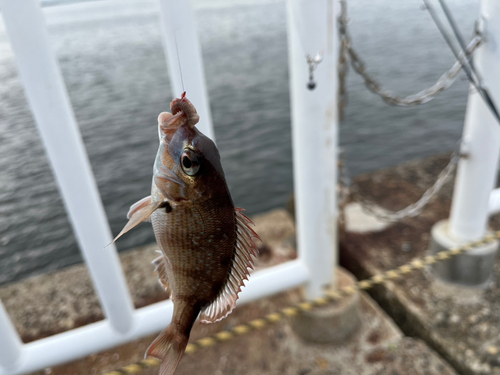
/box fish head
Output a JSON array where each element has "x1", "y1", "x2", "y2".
[
  {"x1": 111, "y1": 94, "x2": 229, "y2": 243},
  {"x1": 154, "y1": 94, "x2": 229, "y2": 204}
]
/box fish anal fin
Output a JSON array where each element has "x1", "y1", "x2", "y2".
[
  {"x1": 112, "y1": 196, "x2": 160, "y2": 243},
  {"x1": 153, "y1": 254, "x2": 171, "y2": 298},
  {"x1": 199, "y1": 208, "x2": 259, "y2": 324}
]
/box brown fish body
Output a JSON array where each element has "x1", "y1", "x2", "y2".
[
  {"x1": 113, "y1": 93, "x2": 259, "y2": 375},
  {"x1": 151, "y1": 198, "x2": 236, "y2": 305}
]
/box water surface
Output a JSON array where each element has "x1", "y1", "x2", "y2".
[{"x1": 0, "y1": 0, "x2": 479, "y2": 284}]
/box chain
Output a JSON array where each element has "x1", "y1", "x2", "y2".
[
  {"x1": 103, "y1": 231, "x2": 500, "y2": 375},
  {"x1": 337, "y1": 0, "x2": 472, "y2": 222},
  {"x1": 337, "y1": 0, "x2": 350, "y2": 120},
  {"x1": 337, "y1": 152, "x2": 351, "y2": 229},
  {"x1": 340, "y1": 145, "x2": 461, "y2": 223},
  {"x1": 337, "y1": 0, "x2": 483, "y2": 112}
]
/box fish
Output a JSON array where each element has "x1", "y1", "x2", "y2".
[{"x1": 113, "y1": 92, "x2": 260, "y2": 375}]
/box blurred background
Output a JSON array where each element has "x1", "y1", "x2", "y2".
[{"x1": 0, "y1": 0, "x2": 479, "y2": 285}]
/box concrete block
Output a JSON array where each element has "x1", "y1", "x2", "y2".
[
  {"x1": 291, "y1": 267, "x2": 360, "y2": 344},
  {"x1": 344, "y1": 202, "x2": 390, "y2": 233},
  {"x1": 429, "y1": 219, "x2": 499, "y2": 288}
]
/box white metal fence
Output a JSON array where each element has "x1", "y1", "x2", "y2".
[
  {"x1": 2, "y1": 0, "x2": 500, "y2": 373},
  {"x1": 0, "y1": 0, "x2": 338, "y2": 374}
]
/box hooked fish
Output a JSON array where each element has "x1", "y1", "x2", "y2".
[{"x1": 113, "y1": 93, "x2": 260, "y2": 375}]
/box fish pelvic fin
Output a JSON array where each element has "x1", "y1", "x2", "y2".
[
  {"x1": 112, "y1": 196, "x2": 160, "y2": 243},
  {"x1": 199, "y1": 208, "x2": 260, "y2": 324},
  {"x1": 146, "y1": 302, "x2": 197, "y2": 375}
]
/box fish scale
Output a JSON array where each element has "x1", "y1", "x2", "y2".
[{"x1": 151, "y1": 201, "x2": 236, "y2": 303}]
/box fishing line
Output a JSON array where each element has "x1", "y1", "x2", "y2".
[
  {"x1": 168, "y1": 0, "x2": 185, "y2": 93},
  {"x1": 437, "y1": 0, "x2": 472, "y2": 67},
  {"x1": 435, "y1": 0, "x2": 500, "y2": 126},
  {"x1": 423, "y1": 0, "x2": 500, "y2": 125},
  {"x1": 173, "y1": 27, "x2": 185, "y2": 93}
]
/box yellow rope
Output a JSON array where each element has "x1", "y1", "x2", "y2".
[{"x1": 103, "y1": 230, "x2": 500, "y2": 375}]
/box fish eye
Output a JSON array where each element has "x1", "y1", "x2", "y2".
[{"x1": 180, "y1": 148, "x2": 200, "y2": 176}]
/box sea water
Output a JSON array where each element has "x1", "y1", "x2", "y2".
[{"x1": 0, "y1": 0, "x2": 479, "y2": 284}]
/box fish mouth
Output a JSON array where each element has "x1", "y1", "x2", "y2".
[{"x1": 159, "y1": 111, "x2": 187, "y2": 142}]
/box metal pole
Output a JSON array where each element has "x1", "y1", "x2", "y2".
[
  {"x1": 429, "y1": 0, "x2": 500, "y2": 287},
  {"x1": 157, "y1": 0, "x2": 215, "y2": 141},
  {"x1": 488, "y1": 187, "x2": 500, "y2": 215},
  {"x1": 0, "y1": 301, "x2": 23, "y2": 371},
  {"x1": 449, "y1": 0, "x2": 500, "y2": 241},
  {"x1": 287, "y1": 0, "x2": 339, "y2": 299},
  {"x1": 0, "y1": 0, "x2": 134, "y2": 333}
]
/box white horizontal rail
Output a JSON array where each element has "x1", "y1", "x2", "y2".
[
  {"x1": 236, "y1": 259, "x2": 310, "y2": 305},
  {"x1": 0, "y1": 301, "x2": 23, "y2": 371},
  {"x1": 0, "y1": 0, "x2": 135, "y2": 334},
  {"x1": 0, "y1": 260, "x2": 309, "y2": 375}
]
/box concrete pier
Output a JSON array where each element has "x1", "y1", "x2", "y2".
[
  {"x1": 1, "y1": 153, "x2": 496, "y2": 375},
  {"x1": 340, "y1": 152, "x2": 500, "y2": 375}
]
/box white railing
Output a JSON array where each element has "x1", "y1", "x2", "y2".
[{"x1": 0, "y1": 0, "x2": 339, "y2": 374}]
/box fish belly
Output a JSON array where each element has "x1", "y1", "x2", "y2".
[{"x1": 151, "y1": 199, "x2": 236, "y2": 307}]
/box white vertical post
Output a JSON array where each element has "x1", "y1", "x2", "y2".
[
  {"x1": 449, "y1": 0, "x2": 500, "y2": 241},
  {"x1": 0, "y1": 301, "x2": 23, "y2": 370},
  {"x1": 488, "y1": 188, "x2": 500, "y2": 215},
  {"x1": 287, "y1": 0, "x2": 339, "y2": 299},
  {"x1": 157, "y1": 0, "x2": 215, "y2": 141},
  {"x1": 0, "y1": 0, "x2": 134, "y2": 333}
]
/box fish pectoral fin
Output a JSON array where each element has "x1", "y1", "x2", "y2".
[
  {"x1": 127, "y1": 196, "x2": 154, "y2": 220},
  {"x1": 199, "y1": 208, "x2": 260, "y2": 324},
  {"x1": 152, "y1": 254, "x2": 171, "y2": 297},
  {"x1": 112, "y1": 196, "x2": 160, "y2": 243}
]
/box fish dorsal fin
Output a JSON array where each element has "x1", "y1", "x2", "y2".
[
  {"x1": 199, "y1": 208, "x2": 261, "y2": 324},
  {"x1": 112, "y1": 196, "x2": 160, "y2": 243}
]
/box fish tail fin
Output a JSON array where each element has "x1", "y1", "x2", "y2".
[
  {"x1": 146, "y1": 325, "x2": 188, "y2": 375},
  {"x1": 146, "y1": 302, "x2": 198, "y2": 375}
]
